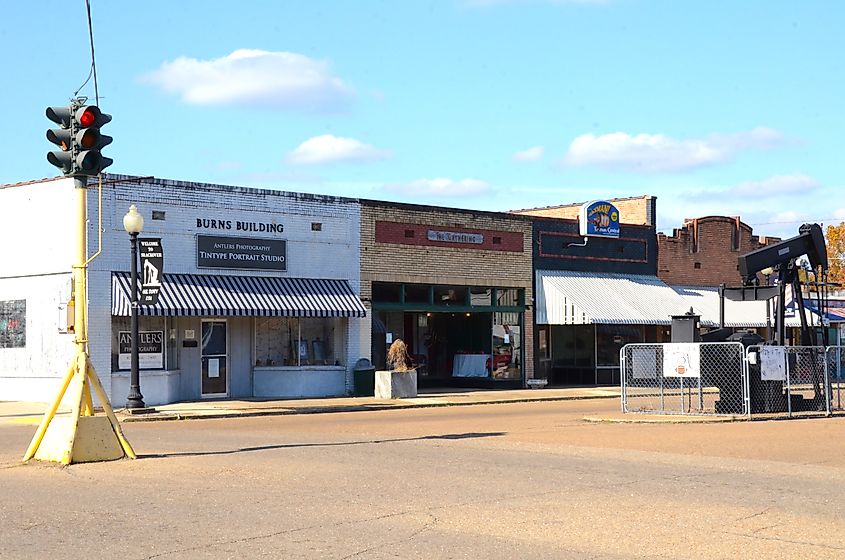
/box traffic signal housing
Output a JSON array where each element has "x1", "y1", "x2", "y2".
[
  {"x1": 74, "y1": 105, "x2": 113, "y2": 176},
  {"x1": 46, "y1": 105, "x2": 74, "y2": 174},
  {"x1": 46, "y1": 101, "x2": 113, "y2": 177}
]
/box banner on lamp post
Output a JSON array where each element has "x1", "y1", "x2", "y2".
[{"x1": 139, "y1": 238, "x2": 163, "y2": 306}]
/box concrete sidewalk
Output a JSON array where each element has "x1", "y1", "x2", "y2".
[{"x1": 1, "y1": 386, "x2": 620, "y2": 424}]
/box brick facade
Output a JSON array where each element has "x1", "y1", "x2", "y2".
[
  {"x1": 657, "y1": 216, "x2": 780, "y2": 287},
  {"x1": 361, "y1": 201, "x2": 534, "y2": 381},
  {"x1": 512, "y1": 195, "x2": 657, "y2": 227}
]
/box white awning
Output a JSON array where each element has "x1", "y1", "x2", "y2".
[
  {"x1": 112, "y1": 272, "x2": 367, "y2": 318},
  {"x1": 673, "y1": 285, "x2": 819, "y2": 328},
  {"x1": 535, "y1": 270, "x2": 694, "y2": 325}
]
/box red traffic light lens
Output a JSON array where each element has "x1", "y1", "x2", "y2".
[{"x1": 79, "y1": 108, "x2": 96, "y2": 127}]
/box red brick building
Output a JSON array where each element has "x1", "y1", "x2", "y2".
[{"x1": 657, "y1": 216, "x2": 780, "y2": 287}]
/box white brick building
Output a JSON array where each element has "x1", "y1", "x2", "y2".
[{"x1": 0, "y1": 175, "x2": 367, "y2": 405}]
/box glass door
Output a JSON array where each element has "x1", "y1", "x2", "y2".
[{"x1": 201, "y1": 320, "x2": 228, "y2": 397}]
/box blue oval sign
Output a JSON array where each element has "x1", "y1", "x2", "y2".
[{"x1": 579, "y1": 201, "x2": 621, "y2": 238}]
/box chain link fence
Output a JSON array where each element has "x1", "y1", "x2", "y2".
[
  {"x1": 826, "y1": 346, "x2": 844, "y2": 411},
  {"x1": 622, "y1": 342, "x2": 838, "y2": 418},
  {"x1": 745, "y1": 345, "x2": 831, "y2": 417},
  {"x1": 621, "y1": 343, "x2": 748, "y2": 416}
]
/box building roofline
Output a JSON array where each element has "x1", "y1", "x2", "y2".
[
  {"x1": 510, "y1": 194, "x2": 656, "y2": 213},
  {"x1": 360, "y1": 197, "x2": 534, "y2": 221}
]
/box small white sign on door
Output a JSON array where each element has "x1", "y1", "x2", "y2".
[
  {"x1": 386, "y1": 333, "x2": 393, "y2": 344},
  {"x1": 208, "y1": 358, "x2": 220, "y2": 378}
]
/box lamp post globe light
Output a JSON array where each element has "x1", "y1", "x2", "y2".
[{"x1": 123, "y1": 205, "x2": 146, "y2": 409}]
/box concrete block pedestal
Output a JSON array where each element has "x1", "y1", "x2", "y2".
[{"x1": 374, "y1": 370, "x2": 417, "y2": 399}]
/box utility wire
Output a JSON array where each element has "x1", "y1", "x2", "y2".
[{"x1": 73, "y1": 0, "x2": 99, "y2": 103}]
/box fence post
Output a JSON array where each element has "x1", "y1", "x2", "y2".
[
  {"x1": 825, "y1": 348, "x2": 831, "y2": 416},
  {"x1": 785, "y1": 350, "x2": 792, "y2": 418},
  {"x1": 620, "y1": 348, "x2": 626, "y2": 413}
]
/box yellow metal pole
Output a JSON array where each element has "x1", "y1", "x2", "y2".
[{"x1": 73, "y1": 179, "x2": 87, "y2": 351}]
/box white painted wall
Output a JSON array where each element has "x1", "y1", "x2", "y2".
[
  {"x1": 0, "y1": 179, "x2": 79, "y2": 402},
  {"x1": 2, "y1": 175, "x2": 366, "y2": 404},
  {"x1": 90, "y1": 175, "x2": 363, "y2": 403}
]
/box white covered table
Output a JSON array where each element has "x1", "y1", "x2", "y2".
[{"x1": 452, "y1": 354, "x2": 490, "y2": 377}]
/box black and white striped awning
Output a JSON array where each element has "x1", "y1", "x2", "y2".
[{"x1": 112, "y1": 272, "x2": 367, "y2": 318}]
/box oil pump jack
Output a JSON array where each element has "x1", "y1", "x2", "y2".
[
  {"x1": 736, "y1": 223, "x2": 829, "y2": 346},
  {"x1": 715, "y1": 223, "x2": 831, "y2": 412}
]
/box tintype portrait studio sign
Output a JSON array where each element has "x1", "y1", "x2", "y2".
[{"x1": 197, "y1": 235, "x2": 287, "y2": 271}]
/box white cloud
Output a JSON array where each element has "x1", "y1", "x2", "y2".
[
  {"x1": 687, "y1": 174, "x2": 820, "y2": 201},
  {"x1": 728, "y1": 175, "x2": 819, "y2": 197},
  {"x1": 384, "y1": 178, "x2": 491, "y2": 198},
  {"x1": 286, "y1": 135, "x2": 391, "y2": 165},
  {"x1": 563, "y1": 127, "x2": 784, "y2": 173},
  {"x1": 142, "y1": 49, "x2": 352, "y2": 111},
  {"x1": 513, "y1": 146, "x2": 544, "y2": 162}
]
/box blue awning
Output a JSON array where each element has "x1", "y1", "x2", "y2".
[{"x1": 112, "y1": 272, "x2": 366, "y2": 318}]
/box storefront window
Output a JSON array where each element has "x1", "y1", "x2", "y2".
[
  {"x1": 596, "y1": 324, "x2": 644, "y2": 366},
  {"x1": 492, "y1": 312, "x2": 521, "y2": 380},
  {"x1": 373, "y1": 283, "x2": 401, "y2": 303},
  {"x1": 496, "y1": 288, "x2": 520, "y2": 307},
  {"x1": 470, "y1": 288, "x2": 492, "y2": 306},
  {"x1": 165, "y1": 317, "x2": 178, "y2": 370},
  {"x1": 404, "y1": 284, "x2": 430, "y2": 304},
  {"x1": 111, "y1": 316, "x2": 167, "y2": 371},
  {"x1": 371, "y1": 311, "x2": 404, "y2": 370},
  {"x1": 434, "y1": 286, "x2": 466, "y2": 305},
  {"x1": 255, "y1": 317, "x2": 345, "y2": 367}
]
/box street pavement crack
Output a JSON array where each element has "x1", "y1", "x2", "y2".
[{"x1": 721, "y1": 530, "x2": 845, "y2": 551}]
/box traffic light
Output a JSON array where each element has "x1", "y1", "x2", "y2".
[
  {"x1": 46, "y1": 100, "x2": 113, "y2": 177},
  {"x1": 74, "y1": 105, "x2": 113, "y2": 176},
  {"x1": 46, "y1": 105, "x2": 74, "y2": 174}
]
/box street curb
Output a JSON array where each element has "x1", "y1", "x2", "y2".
[
  {"x1": 582, "y1": 414, "x2": 747, "y2": 424},
  {"x1": 118, "y1": 393, "x2": 619, "y2": 423}
]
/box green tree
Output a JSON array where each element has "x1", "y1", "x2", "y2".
[{"x1": 826, "y1": 222, "x2": 845, "y2": 286}]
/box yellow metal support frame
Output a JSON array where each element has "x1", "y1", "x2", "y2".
[{"x1": 23, "y1": 177, "x2": 136, "y2": 464}]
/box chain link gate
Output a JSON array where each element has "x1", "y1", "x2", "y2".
[
  {"x1": 745, "y1": 345, "x2": 831, "y2": 417},
  {"x1": 621, "y1": 343, "x2": 748, "y2": 416}
]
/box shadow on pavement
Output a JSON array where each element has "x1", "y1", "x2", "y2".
[{"x1": 140, "y1": 431, "x2": 507, "y2": 460}]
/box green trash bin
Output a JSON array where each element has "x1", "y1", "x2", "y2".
[{"x1": 353, "y1": 358, "x2": 376, "y2": 396}]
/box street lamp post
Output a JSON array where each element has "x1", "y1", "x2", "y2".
[{"x1": 123, "y1": 205, "x2": 146, "y2": 410}]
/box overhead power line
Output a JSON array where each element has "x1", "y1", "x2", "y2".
[{"x1": 73, "y1": 0, "x2": 100, "y2": 103}]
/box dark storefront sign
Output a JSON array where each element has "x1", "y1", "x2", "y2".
[
  {"x1": 139, "y1": 238, "x2": 163, "y2": 306},
  {"x1": 427, "y1": 230, "x2": 484, "y2": 244},
  {"x1": 118, "y1": 330, "x2": 163, "y2": 370},
  {"x1": 197, "y1": 235, "x2": 287, "y2": 271},
  {"x1": 0, "y1": 300, "x2": 25, "y2": 348}
]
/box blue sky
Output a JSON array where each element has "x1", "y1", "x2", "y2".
[{"x1": 5, "y1": 0, "x2": 843, "y2": 238}]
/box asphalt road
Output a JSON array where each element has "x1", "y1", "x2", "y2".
[{"x1": 2, "y1": 399, "x2": 845, "y2": 559}]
